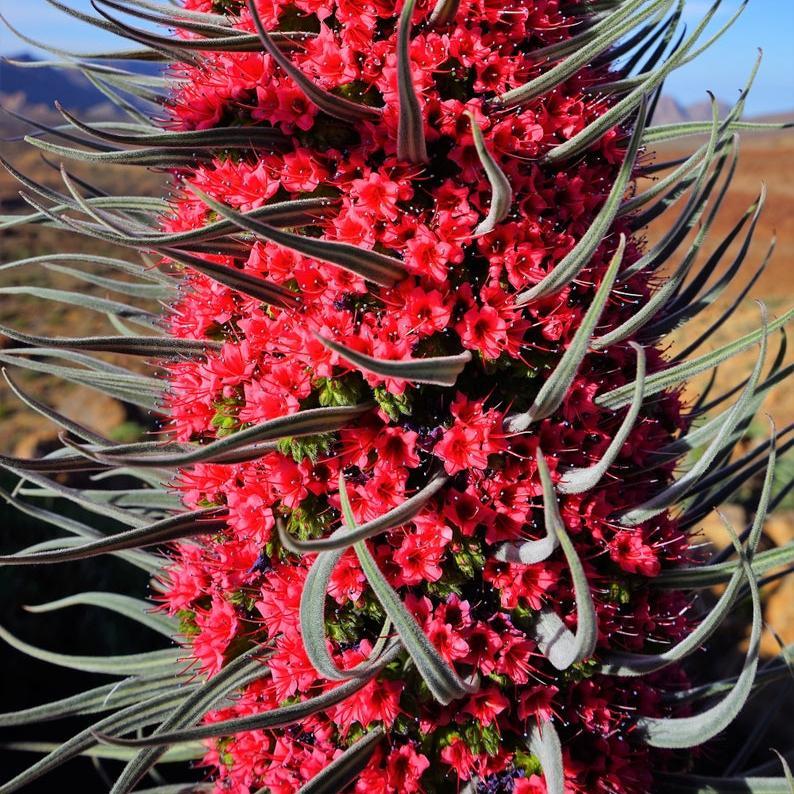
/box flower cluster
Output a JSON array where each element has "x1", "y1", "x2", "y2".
[{"x1": 155, "y1": 0, "x2": 695, "y2": 791}]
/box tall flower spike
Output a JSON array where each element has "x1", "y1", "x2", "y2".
[{"x1": 0, "y1": 0, "x2": 792, "y2": 792}]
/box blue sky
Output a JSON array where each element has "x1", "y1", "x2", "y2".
[{"x1": 1, "y1": 0, "x2": 792, "y2": 116}]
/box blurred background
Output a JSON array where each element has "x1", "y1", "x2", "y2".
[{"x1": 0, "y1": 0, "x2": 793, "y2": 789}]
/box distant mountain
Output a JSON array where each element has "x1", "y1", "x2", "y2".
[
  {"x1": 651, "y1": 95, "x2": 733, "y2": 125},
  {"x1": 0, "y1": 52, "x2": 162, "y2": 116},
  {"x1": 1, "y1": 52, "x2": 789, "y2": 131}
]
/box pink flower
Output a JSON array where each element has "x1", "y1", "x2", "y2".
[
  {"x1": 351, "y1": 171, "x2": 404, "y2": 221},
  {"x1": 435, "y1": 424, "x2": 489, "y2": 474},
  {"x1": 281, "y1": 149, "x2": 329, "y2": 193},
  {"x1": 386, "y1": 744, "x2": 430, "y2": 794},
  {"x1": 462, "y1": 686, "x2": 510, "y2": 725},
  {"x1": 192, "y1": 597, "x2": 239, "y2": 675},
  {"x1": 608, "y1": 531, "x2": 661, "y2": 577}
]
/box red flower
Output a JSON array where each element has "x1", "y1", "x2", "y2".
[
  {"x1": 517, "y1": 684, "x2": 558, "y2": 723},
  {"x1": 192, "y1": 597, "x2": 239, "y2": 675},
  {"x1": 398, "y1": 286, "x2": 452, "y2": 336},
  {"x1": 458, "y1": 304, "x2": 507, "y2": 359},
  {"x1": 608, "y1": 531, "x2": 661, "y2": 577},
  {"x1": 269, "y1": 633, "x2": 320, "y2": 699},
  {"x1": 280, "y1": 149, "x2": 329, "y2": 193},
  {"x1": 156, "y1": 1, "x2": 698, "y2": 790},
  {"x1": 393, "y1": 526, "x2": 449, "y2": 585},
  {"x1": 351, "y1": 170, "x2": 405, "y2": 221},
  {"x1": 462, "y1": 686, "x2": 510, "y2": 725},
  {"x1": 333, "y1": 669, "x2": 403, "y2": 731},
  {"x1": 386, "y1": 744, "x2": 430, "y2": 794},
  {"x1": 328, "y1": 549, "x2": 366, "y2": 604},
  {"x1": 440, "y1": 738, "x2": 477, "y2": 780},
  {"x1": 435, "y1": 424, "x2": 489, "y2": 474}
]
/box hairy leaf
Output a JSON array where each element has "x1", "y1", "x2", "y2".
[
  {"x1": 317, "y1": 334, "x2": 471, "y2": 387},
  {"x1": 189, "y1": 187, "x2": 408, "y2": 287},
  {"x1": 527, "y1": 720, "x2": 565, "y2": 794},
  {"x1": 396, "y1": 0, "x2": 428, "y2": 162},
  {"x1": 506, "y1": 235, "x2": 625, "y2": 431},
  {"x1": 467, "y1": 112, "x2": 512, "y2": 235}
]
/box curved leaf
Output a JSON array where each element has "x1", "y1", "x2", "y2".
[
  {"x1": 0, "y1": 690, "x2": 191, "y2": 793},
  {"x1": 246, "y1": 0, "x2": 379, "y2": 124},
  {"x1": 600, "y1": 429, "x2": 774, "y2": 675},
  {"x1": 2, "y1": 370, "x2": 109, "y2": 445},
  {"x1": 515, "y1": 96, "x2": 645, "y2": 304},
  {"x1": 189, "y1": 187, "x2": 408, "y2": 287},
  {"x1": 597, "y1": 306, "x2": 794, "y2": 410},
  {"x1": 558, "y1": 343, "x2": 646, "y2": 494},
  {"x1": 467, "y1": 112, "x2": 512, "y2": 235},
  {"x1": 279, "y1": 473, "x2": 447, "y2": 553},
  {"x1": 0, "y1": 485, "x2": 159, "y2": 573},
  {"x1": 0, "y1": 508, "x2": 226, "y2": 566},
  {"x1": 0, "y1": 673, "x2": 187, "y2": 726},
  {"x1": 637, "y1": 535, "x2": 762, "y2": 748},
  {"x1": 299, "y1": 526, "x2": 395, "y2": 683},
  {"x1": 160, "y1": 248, "x2": 300, "y2": 309},
  {"x1": 656, "y1": 775, "x2": 794, "y2": 793},
  {"x1": 530, "y1": 451, "x2": 597, "y2": 669},
  {"x1": 317, "y1": 334, "x2": 471, "y2": 387},
  {"x1": 95, "y1": 643, "x2": 404, "y2": 747},
  {"x1": 396, "y1": 0, "x2": 428, "y2": 163},
  {"x1": 619, "y1": 307, "x2": 767, "y2": 526},
  {"x1": 543, "y1": 0, "x2": 738, "y2": 165},
  {"x1": 108, "y1": 646, "x2": 273, "y2": 794},
  {"x1": 506, "y1": 234, "x2": 625, "y2": 432},
  {"x1": 24, "y1": 593, "x2": 177, "y2": 638},
  {"x1": 527, "y1": 720, "x2": 565, "y2": 794},
  {"x1": 0, "y1": 326, "x2": 220, "y2": 359},
  {"x1": 56, "y1": 103, "x2": 287, "y2": 149},
  {"x1": 0, "y1": 626, "x2": 183, "y2": 675},
  {"x1": 496, "y1": 0, "x2": 670, "y2": 109},
  {"x1": 0, "y1": 287, "x2": 158, "y2": 329},
  {"x1": 337, "y1": 478, "x2": 476, "y2": 704},
  {"x1": 428, "y1": 0, "x2": 460, "y2": 25},
  {"x1": 23, "y1": 136, "x2": 208, "y2": 167},
  {"x1": 90, "y1": 403, "x2": 373, "y2": 468},
  {"x1": 0, "y1": 450, "x2": 107, "y2": 474},
  {"x1": 495, "y1": 447, "x2": 562, "y2": 564}
]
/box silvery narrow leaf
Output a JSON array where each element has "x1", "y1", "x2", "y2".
[
  {"x1": 527, "y1": 720, "x2": 565, "y2": 794},
  {"x1": 558, "y1": 343, "x2": 646, "y2": 494},
  {"x1": 515, "y1": 95, "x2": 643, "y2": 304},
  {"x1": 467, "y1": 112, "x2": 512, "y2": 235},
  {"x1": 396, "y1": 0, "x2": 428, "y2": 163},
  {"x1": 317, "y1": 334, "x2": 471, "y2": 387},
  {"x1": 507, "y1": 235, "x2": 626, "y2": 432},
  {"x1": 95, "y1": 644, "x2": 404, "y2": 747}
]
